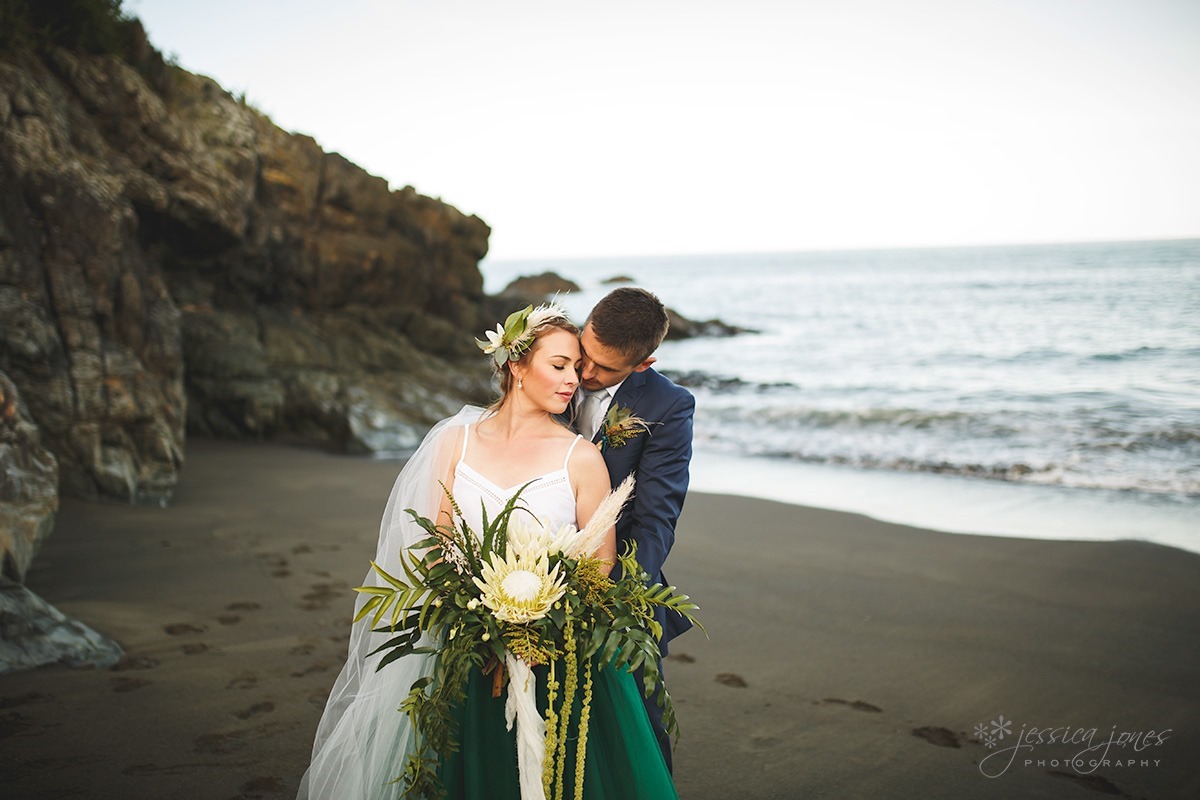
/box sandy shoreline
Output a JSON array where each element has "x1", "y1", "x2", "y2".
[{"x1": 3, "y1": 439, "x2": 1198, "y2": 799}]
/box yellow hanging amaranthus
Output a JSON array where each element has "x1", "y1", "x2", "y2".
[
  {"x1": 552, "y1": 617, "x2": 579, "y2": 800},
  {"x1": 542, "y1": 659, "x2": 558, "y2": 798},
  {"x1": 573, "y1": 660, "x2": 594, "y2": 800}
]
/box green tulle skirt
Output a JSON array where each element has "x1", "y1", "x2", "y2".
[{"x1": 437, "y1": 659, "x2": 678, "y2": 800}]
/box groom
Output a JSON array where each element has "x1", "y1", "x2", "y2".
[{"x1": 573, "y1": 287, "x2": 694, "y2": 772}]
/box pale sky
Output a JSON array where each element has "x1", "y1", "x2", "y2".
[{"x1": 130, "y1": 0, "x2": 1200, "y2": 260}]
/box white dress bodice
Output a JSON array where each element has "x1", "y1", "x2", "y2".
[{"x1": 452, "y1": 425, "x2": 583, "y2": 532}]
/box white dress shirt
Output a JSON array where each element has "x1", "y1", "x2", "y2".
[{"x1": 575, "y1": 379, "x2": 626, "y2": 441}]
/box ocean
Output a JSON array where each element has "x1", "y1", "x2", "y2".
[{"x1": 481, "y1": 240, "x2": 1200, "y2": 554}]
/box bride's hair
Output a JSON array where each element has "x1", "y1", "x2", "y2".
[{"x1": 496, "y1": 316, "x2": 580, "y2": 401}]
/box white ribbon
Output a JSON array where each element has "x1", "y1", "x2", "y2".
[{"x1": 504, "y1": 650, "x2": 547, "y2": 800}]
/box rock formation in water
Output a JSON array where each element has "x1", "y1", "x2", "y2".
[
  {"x1": 0, "y1": 29, "x2": 492, "y2": 507},
  {"x1": 502, "y1": 271, "x2": 582, "y2": 297},
  {"x1": 664, "y1": 308, "x2": 753, "y2": 340}
]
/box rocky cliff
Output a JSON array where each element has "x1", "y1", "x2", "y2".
[{"x1": 0, "y1": 35, "x2": 493, "y2": 507}]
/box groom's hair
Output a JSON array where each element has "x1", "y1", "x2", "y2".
[{"x1": 587, "y1": 287, "x2": 669, "y2": 365}]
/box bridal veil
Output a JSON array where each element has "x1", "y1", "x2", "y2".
[{"x1": 297, "y1": 406, "x2": 485, "y2": 800}]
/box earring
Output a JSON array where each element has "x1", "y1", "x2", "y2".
[{"x1": 518, "y1": 378, "x2": 523, "y2": 389}]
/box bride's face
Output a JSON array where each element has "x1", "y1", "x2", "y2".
[{"x1": 512, "y1": 329, "x2": 581, "y2": 413}]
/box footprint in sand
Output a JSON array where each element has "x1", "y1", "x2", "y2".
[
  {"x1": 111, "y1": 677, "x2": 152, "y2": 693},
  {"x1": 1048, "y1": 770, "x2": 1125, "y2": 795},
  {"x1": 195, "y1": 731, "x2": 245, "y2": 755},
  {"x1": 821, "y1": 698, "x2": 883, "y2": 713},
  {"x1": 290, "y1": 663, "x2": 332, "y2": 678},
  {"x1": 0, "y1": 711, "x2": 32, "y2": 740},
  {"x1": 112, "y1": 655, "x2": 160, "y2": 671},
  {"x1": 667, "y1": 652, "x2": 696, "y2": 663},
  {"x1": 911, "y1": 726, "x2": 962, "y2": 748},
  {"x1": 226, "y1": 673, "x2": 258, "y2": 690},
  {"x1": 308, "y1": 687, "x2": 331, "y2": 708},
  {"x1": 0, "y1": 692, "x2": 53, "y2": 709},
  {"x1": 198, "y1": 722, "x2": 288, "y2": 757},
  {"x1": 226, "y1": 601, "x2": 262, "y2": 612},
  {"x1": 299, "y1": 583, "x2": 345, "y2": 611},
  {"x1": 235, "y1": 702, "x2": 275, "y2": 720},
  {"x1": 182, "y1": 643, "x2": 211, "y2": 655},
  {"x1": 715, "y1": 673, "x2": 748, "y2": 688},
  {"x1": 237, "y1": 776, "x2": 286, "y2": 799},
  {"x1": 292, "y1": 544, "x2": 313, "y2": 555},
  {"x1": 257, "y1": 554, "x2": 291, "y2": 578},
  {"x1": 164, "y1": 622, "x2": 208, "y2": 636},
  {"x1": 217, "y1": 615, "x2": 241, "y2": 625},
  {"x1": 289, "y1": 643, "x2": 317, "y2": 657},
  {"x1": 124, "y1": 762, "x2": 225, "y2": 777}
]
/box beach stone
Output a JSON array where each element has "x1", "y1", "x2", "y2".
[
  {"x1": 665, "y1": 308, "x2": 753, "y2": 340},
  {"x1": 502, "y1": 271, "x2": 581, "y2": 297},
  {"x1": 0, "y1": 34, "x2": 494, "y2": 499},
  {"x1": 0, "y1": 577, "x2": 123, "y2": 674},
  {"x1": 0, "y1": 373, "x2": 59, "y2": 584}
]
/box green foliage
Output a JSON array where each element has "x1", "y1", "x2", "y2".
[
  {"x1": 353, "y1": 488, "x2": 704, "y2": 798},
  {"x1": 0, "y1": 0, "x2": 141, "y2": 59}
]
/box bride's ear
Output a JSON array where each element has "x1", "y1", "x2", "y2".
[{"x1": 508, "y1": 363, "x2": 525, "y2": 390}]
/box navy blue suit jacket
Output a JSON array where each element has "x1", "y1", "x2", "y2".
[{"x1": 593, "y1": 367, "x2": 695, "y2": 651}]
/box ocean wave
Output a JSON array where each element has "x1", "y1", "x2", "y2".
[
  {"x1": 661, "y1": 369, "x2": 795, "y2": 393},
  {"x1": 1087, "y1": 346, "x2": 1172, "y2": 362},
  {"x1": 706, "y1": 403, "x2": 1005, "y2": 433},
  {"x1": 702, "y1": 399, "x2": 1200, "y2": 448},
  {"x1": 1092, "y1": 426, "x2": 1200, "y2": 449},
  {"x1": 692, "y1": 401, "x2": 1200, "y2": 496},
  {"x1": 708, "y1": 447, "x2": 1200, "y2": 496}
]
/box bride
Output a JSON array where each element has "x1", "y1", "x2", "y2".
[{"x1": 298, "y1": 305, "x2": 678, "y2": 799}]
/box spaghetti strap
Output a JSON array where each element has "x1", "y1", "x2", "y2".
[
  {"x1": 562, "y1": 434, "x2": 583, "y2": 471},
  {"x1": 460, "y1": 423, "x2": 472, "y2": 462}
]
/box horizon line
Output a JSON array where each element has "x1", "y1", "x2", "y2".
[{"x1": 483, "y1": 234, "x2": 1200, "y2": 265}]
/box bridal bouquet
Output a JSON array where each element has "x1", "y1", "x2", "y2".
[{"x1": 355, "y1": 476, "x2": 702, "y2": 800}]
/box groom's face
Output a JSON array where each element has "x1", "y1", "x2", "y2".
[{"x1": 578, "y1": 324, "x2": 654, "y2": 392}]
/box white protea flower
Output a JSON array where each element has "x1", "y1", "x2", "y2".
[
  {"x1": 506, "y1": 513, "x2": 579, "y2": 560},
  {"x1": 473, "y1": 548, "x2": 568, "y2": 624}
]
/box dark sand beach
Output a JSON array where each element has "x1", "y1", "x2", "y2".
[{"x1": 2, "y1": 440, "x2": 1197, "y2": 799}]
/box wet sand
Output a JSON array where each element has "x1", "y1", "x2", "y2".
[{"x1": 2, "y1": 439, "x2": 1197, "y2": 799}]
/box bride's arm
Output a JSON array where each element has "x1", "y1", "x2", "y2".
[
  {"x1": 435, "y1": 425, "x2": 465, "y2": 529},
  {"x1": 571, "y1": 443, "x2": 617, "y2": 564}
]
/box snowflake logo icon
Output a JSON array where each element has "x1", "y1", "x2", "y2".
[
  {"x1": 990, "y1": 715, "x2": 1013, "y2": 740},
  {"x1": 973, "y1": 722, "x2": 989, "y2": 739},
  {"x1": 982, "y1": 732, "x2": 998, "y2": 748}
]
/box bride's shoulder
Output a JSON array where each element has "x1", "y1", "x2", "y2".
[{"x1": 567, "y1": 434, "x2": 606, "y2": 473}]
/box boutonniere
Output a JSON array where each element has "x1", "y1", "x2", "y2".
[{"x1": 599, "y1": 405, "x2": 651, "y2": 451}]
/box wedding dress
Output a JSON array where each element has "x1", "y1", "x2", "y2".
[{"x1": 299, "y1": 408, "x2": 677, "y2": 800}]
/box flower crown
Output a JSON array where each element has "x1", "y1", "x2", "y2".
[{"x1": 476, "y1": 302, "x2": 571, "y2": 369}]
